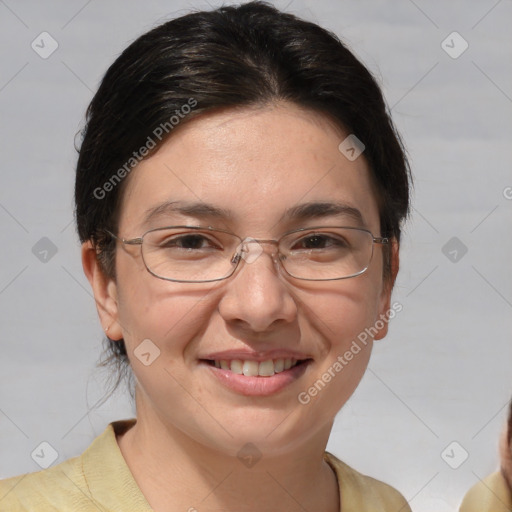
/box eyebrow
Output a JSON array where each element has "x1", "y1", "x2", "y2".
[
  {"x1": 141, "y1": 200, "x2": 365, "y2": 227},
  {"x1": 280, "y1": 201, "x2": 365, "y2": 226},
  {"x1": 142, "y1": 201, "x2": 231, "y2": 226}
]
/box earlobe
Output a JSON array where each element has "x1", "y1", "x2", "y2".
[
  {"x1": 374, "y1": 238, "x2": 400, "y2": 341},
  {"x1": 81, "y1": 241, "x2": 123, "y2": 340}
]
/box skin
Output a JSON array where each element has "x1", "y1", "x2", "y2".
[
  {"x1": 500, "y1": 408, "x2": 512, "y2": 489},
  {"x1": 82, "y1": 102, "x2": 399, "y2": 512}
]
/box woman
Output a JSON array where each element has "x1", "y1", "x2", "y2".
[{"x1": 0, "y1": 2, "x2": 412, "y2": 510}]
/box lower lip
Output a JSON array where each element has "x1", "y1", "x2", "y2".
[{"x1": 202, "y1": 361, "x2": 311, "y2": 396}]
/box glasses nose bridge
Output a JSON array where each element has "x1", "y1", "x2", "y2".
[
  {"x1": 251, "y1": 237, "x2": 279, "y2": 248},
  {"x1": 245, "y1": 238, "x2": 281, "y2": 253},
  {"x1": 233, "y1": 236, "x2": 283, "y2": 268}
]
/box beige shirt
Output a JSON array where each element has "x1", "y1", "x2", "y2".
[
  {"x1": 0, "y1": 419, "x2": 411, "y2": 511},
  {"x1": 460, "y1": 471, "x2": 512, "y2": 511}
]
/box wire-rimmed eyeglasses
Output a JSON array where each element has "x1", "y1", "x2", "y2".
[{"x1": 104, "y1": 225, "x2": 389, "y2": 283}]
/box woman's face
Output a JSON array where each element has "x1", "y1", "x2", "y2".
[{"x1": 93, "y1": 103, "x2": 396, "y2": 456}]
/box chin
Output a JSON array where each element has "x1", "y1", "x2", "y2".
[{"x1": 181, "y1": 411, "x2": 310, "y2": 457}]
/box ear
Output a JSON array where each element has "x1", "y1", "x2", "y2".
[
  {"x1": 373, "y1": 238, "x2": 400, "y2": 341},
  {"x1": 81, "y1": 241, "x2": 123, "y2": 341}
]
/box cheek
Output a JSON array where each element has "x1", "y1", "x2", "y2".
[
  {"x1": 115, "y1": 254, "x2": 219, "y2": 359},
  {"x1": 296, "y1": 284, "x2": 380, "y2": 421},
  {"x1": 303, "y1": 275, "x2": 383, "y2": 388},
  {"x1": 306, "y1": 274, "x2": 384, "y2": 346}
]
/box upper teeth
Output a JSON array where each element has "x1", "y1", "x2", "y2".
[{"x1": 214, "y1": 358, "x2": 298, "y2": 376}]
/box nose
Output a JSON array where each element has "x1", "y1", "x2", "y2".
[{"x1": 218, "y1": 239, "x2": 297, "y2": 333}]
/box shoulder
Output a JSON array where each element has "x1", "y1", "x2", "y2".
[
  {"x1": 459, "y1": 471, "x2": 512, "y2": 512},
  {"x1": 324, "y1": 452, "x2": 411, "y2": 512},
  {"x1": 0, "y1": 419, "x2": 146, "y2": 512},
  {"x1": 0, "y1": 454, "x2": 87, "y2": 511}
]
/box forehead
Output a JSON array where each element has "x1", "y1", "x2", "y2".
[{"x1": 118, "y1": 103, "x2": 381, "y2": 234}]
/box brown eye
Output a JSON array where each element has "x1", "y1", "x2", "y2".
[
  {"x1": 161, "y1": 234, "x2": 214, "y2": 250},
  {"x1": 292, "y1": 234, "x2": 348, "y2": 250}
]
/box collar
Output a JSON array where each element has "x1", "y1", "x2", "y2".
[
  {"x1": 85, "y1": 419, "x2": 363, "y2": 511},
  {"x1": 81, "y1": 418, "x2": 152, "y2": 511}
]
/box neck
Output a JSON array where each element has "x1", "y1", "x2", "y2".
[{"x1": 117, "y1": 401, "x2": 339, "y2": 512}]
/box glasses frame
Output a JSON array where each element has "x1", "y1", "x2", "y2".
[{"x1": 104, "y1": 225, "x2": 389, "y2": 283}]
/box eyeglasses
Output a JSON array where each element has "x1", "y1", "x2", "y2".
[{"x1": 105, "y1": 225, "x2": 388, "y2": 283}]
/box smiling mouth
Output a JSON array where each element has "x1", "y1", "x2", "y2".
[{"x1": 203, "y1": 358, "x2": 311, "y2": 377}]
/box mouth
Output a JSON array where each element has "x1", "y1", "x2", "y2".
[
  {"x1": 199, "y1": 355, "x2": 313, "y2": 396},
  {"x1": 202, "y1": 357, "x2": 310, "y2": 377}
]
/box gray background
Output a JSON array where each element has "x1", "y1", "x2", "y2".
[{"x1": 1, "y1": 1, "x2": 511, "y2": 510}]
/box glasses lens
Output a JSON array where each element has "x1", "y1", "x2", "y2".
[
  {"x1": 140, "y1": 226, "x2": 375, "y2": 282},
  {"x1": 142, "y1": 227, "x2": 240, "y2": 282},
  {"x1": 279, "y1": 227, "x2": 373, "y2": 280}
]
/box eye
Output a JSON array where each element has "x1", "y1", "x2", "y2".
[
  {"x1": 160, "y1": 233, "x2": 221, "y2": 250},
  {"x1": 292, "y1": 233, "x2": 349, "y2": 251}
]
